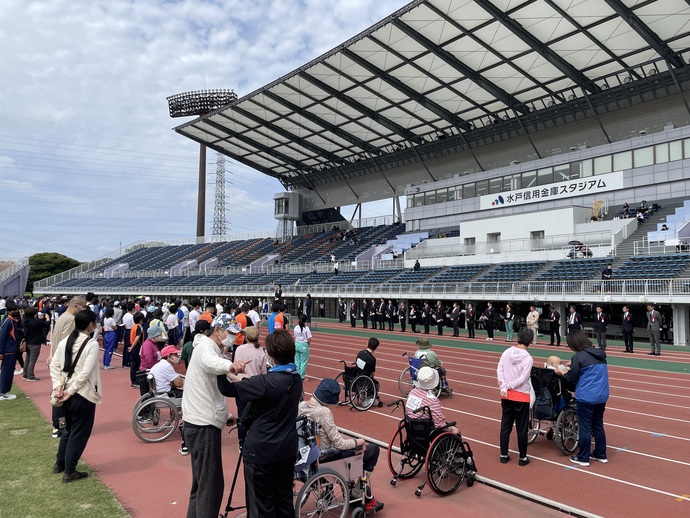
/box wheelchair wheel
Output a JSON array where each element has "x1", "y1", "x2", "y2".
[
  {"x1": 387, "y1": 421, "x2": 424, "y2": 480},
  {"x1": 527, "y1": 410, "x2": 540, "y2": 445},
  {"x1": 132, "y1": 392, "x2": 153, "y2": 414},
  {"x1": 349, "y1": 375, "x2": 376, "y2": 411},
  {"x1": 295, "y1": 468, "x2": 349, "y2": 518},
  {"x1": 132, "y1": 398, "x2": 179, "y2": 443},
  {"x1": 426, "y1": 432, "x2": 466, "y2": 496},
  {"x1": 556, "y1": 406, "x2": 579, "y2": 455},
  {"x1": 398, "y1": 367, "x2": 414, "y2": 397}
]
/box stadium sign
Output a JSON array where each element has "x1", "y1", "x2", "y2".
[{"x1": 479, "y1": 171, "x2": 625, "y2": 210}]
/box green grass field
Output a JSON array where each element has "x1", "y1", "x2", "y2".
[{"x1": 0, "y1": 387, "x2": 128, "y2": 518}]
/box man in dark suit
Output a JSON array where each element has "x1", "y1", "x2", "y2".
[
  {"x1": 378, "y1": 298, "x2": 386, "y2": 330},
  {"x1": 592, "y1": 305, "x2": 609, "y2": 350},
  {"x1": 386, "y1": 300, "x2": 395, "y2": 331},
  {"x1": 646, "y1": 304, "x2": 662, "y2": 356},
  {"x1": 484, "y1": 302, "x2": 495, "y2": 341},
  {"x1": 361, "y1": 299, "x2": 369, "y2": 329},
  {"x1": 548, "y1": 306, "x2": 561, "y2": 346},
  {"x1": 621, "y1": 305, "x2": 634, "y2": 353},
  {"x1": 398, "y1": 302, "x2": 406, "y2": 333},
  {"x1": 567, "y1": 305, "x2": 582, "y2": 334},
  {"x1": 435, "y1": 301, "x2": 445, "y2": 336},
  {"x1": 450, "y1": 302, "x2": 460, "y2": 337},
  {"x1": 422, "y1": 301, "x2": 431, "y2": 334},
  {"x1": 465, "y1": 303, "x2": 475, "y2": 338},
  {"x1": 350, "y1": 299, "x2": 357, "y2": 327}
]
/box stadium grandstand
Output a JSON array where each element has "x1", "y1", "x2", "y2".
[{"x1": 33, "y1": 0, "x2": 690, "y2": 346}]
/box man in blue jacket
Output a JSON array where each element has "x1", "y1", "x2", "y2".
[{"x1": 555, "y1": 330, "x2": 609, "y2": 467}]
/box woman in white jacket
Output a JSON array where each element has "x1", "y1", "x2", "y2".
[
  {"x1": 50, "y1": 310, "x2": 102, "y2": 483},
  {"x1": 496, "y1": 327, "x2": 534, "y2": 466}
]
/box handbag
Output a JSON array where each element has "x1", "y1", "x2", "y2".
[
  {"x1": 19, "y1": 339, "x2": 27, "y2": 353},
  {"x1": 50, "y1": 337, "x2": 89, "y2": 408}
]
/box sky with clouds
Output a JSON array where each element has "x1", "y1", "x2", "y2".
[{"x1": 0, "y1": 0, "x2": 409, "y2": 262}]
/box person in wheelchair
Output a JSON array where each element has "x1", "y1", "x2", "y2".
[
  {"x1": 413, "y1": 338, "x2": 449, "y2": 391},
  {"x1": 543, "y1": 356, "x2": 570, "y2": 415},
  {"x1": 405, "y1": 367, "x2": 459, "y2": 435},
  {"x1": 299, "y1": 378, "x2": 385, "y2": 514},
  {"x1": 355, "y1": 337, "x2": 381, "y2": 406},
  {"x1": 148, "y1": 345, "x2": 188, "y2": 455}
]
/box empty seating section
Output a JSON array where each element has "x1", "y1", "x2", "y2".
[
  {"x1": 325, "y1": 271, "x2": 367, "y2": 285},
  {"x1": 349, "y1": 269, "x2": 399, "y2": 285},
  {"x1": 387, "y1": 268, "x2": 443, "y2": 284},
  {"x1": 615, "y1": 255, "x2": 690, "y2": 278},
  {"x1": 475, "y1": 262, "x2": 546, "y2": 282},
  {"x1": 426, "y1": 265, "x2": 489, "y2": 283},
  {"x1": 534, "y1": 258, "x2": 611, "y2": 281}
]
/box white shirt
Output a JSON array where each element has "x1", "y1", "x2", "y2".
[
  {"x1": 166, "y1": 312, "x2": 179, "y2": 330},
  {"x1": 149, "y1": 360, "x2": 180, "y2": 394},
  {"x1": 103, "y1": 317, "x2": 117, "y2": 332},
  {"x1": 294, "y1": 325, "x2": 312, "y2": 343},
  {"x1": 189, "y1": 309, "x2": 200, "y2": 332},
  {"x1": 123, "y1": 312, "x2": 134, "y2": 330},
  {"x1": 247, "y1": 309, "x2": 261, "y2": 326},
  {"x1": 180, "y1": 305, "x2": 190, "y2": 328}
]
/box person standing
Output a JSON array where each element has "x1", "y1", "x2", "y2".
[
  {"x1": 274, "y1": 284, "x2": 283, "y2": 302},
  {"x1": 484, "y1": 302, "x2": 495, "y2": 341},
  {"x1": 554, "y1": 331, "x2": 609, "y2": 467},
  {"x1": 450, "y1": 302, "x2": 460, "y2": 337},
  {"x1": 361, "y1": 299, "x2": 369, "y2": 329},
  {"x1": 350, "y1": 299, "x2": 357, "y2": 328},
  {"x1": 182, "y1": 315, "x2": 249, "y2": 518},
  {"x1": 621, "y1": 306, "x2": 634, "y2": 353},
  {"x1": 102, "y1": 307, "x2": 118, "y2": 370},
  {"x1": 398, "y1": 301, "x2": 407, "y2": 333},
  {"x1": 601, "y1": 263, "x2": 613, "y2": 292},
  {"x1": 548, "y1": 306, "x2": 561, "y2": 346},
  {"x1": 422, "y1": 301, "x2": 431, "y2": 334},
  {"x1": 409, "y1": 304, "x2": 418, "y2": 333},
  {"x1": 21, "y1": 306, "x2": 50, "y2": 381},
  {"x1": 0, "y1": 301, "x2": 21, "y2": 400},
  {"x1": 338, "y1": 299, "x2": 345, "y2": 323},
  {"x1": 217, "y1": 329, "x2": 302, "y2": 518},
  {"x1": 293, "y1": 314, "x2": 312, "y2": 381},
  {"x1": 503, "y1": 303, "x2": 514, "y2": 342},
  {"x1": 497, "y1": 327, "x2": 534, "y2": 466},
  {"x1": 386, "y1": 300, "x2": 395, "y2": 331},
  {"x1": 305, "y1": 294, "x2": 313, "y2": 324},
  {"x1": 377, "y1": 298, "x2": 386, "y2": 330},
  {"x1": 319, "y1": 300, "x2": 325, "y2": 318},
  {"x1": 435, "y1": 302, "x2": 445, "y2": 336},
  {"x1": 646, "y1": 304, "x2": 662, "y2": 356},
  {"x1": 593, "y1": 306, "x2": 609, "y2": 350},
  {"x1": 526, "y1": 305, "x2": 539, "y2": 346},
  {"x1": 247, "y1": 300, "x2": 261, "y2": 328},
  {"x1": 50, "y1": 310, "x2": 102, "y2": 482},
  {"x1": 567, "y1": 305, "x2": 582, "y2": 333},
  {"x1": 465, "y1": 303, "x2": 476, "y2": 338},
  {"x1": 113, "y1": 301, "x2": 126, "y2": 362}
]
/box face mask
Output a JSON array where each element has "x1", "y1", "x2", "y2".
[{"x1": 222, "y1": 334, "x2": 235, "y2": 347}]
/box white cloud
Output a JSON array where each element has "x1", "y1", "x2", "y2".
[{"x1": 0, "y1": 0, "x2": 409, "y2": 261}]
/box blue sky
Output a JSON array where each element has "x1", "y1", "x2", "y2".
[{"x1": 0, "y1": 0, "x2": 409, "y2": 262}]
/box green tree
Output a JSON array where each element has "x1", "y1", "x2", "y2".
[{"x1": 28, "y1": 252, "x2": 81, "y2": 293}]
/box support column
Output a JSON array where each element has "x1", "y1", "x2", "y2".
[
  {"x1": 671, "y1": 304, "x2": 689, "y2": 346},
  {"x1": 197, "y1": 143, "x2": 207, "y2": 238}
]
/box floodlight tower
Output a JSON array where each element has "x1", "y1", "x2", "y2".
[
  {"x1": 212, "y1": 152, "x2": 229, "y2": 237},
  {"x1": 166, "y1": 89, "x2": 238, "y2": 237}
]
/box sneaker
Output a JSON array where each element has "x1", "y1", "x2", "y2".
[
  {"x1": 590, "y1": 454, "x2": 608, "y2": 464},
  {"x1": 519, "y1": 457, "x2": 530, "y2": 466},
  {"x1": 14, "y1": 368, "x2": 23, "y2": 376},
  {"x1": 570, "y1": 456, "x2": 590, "y2": 467},
  {"x1": 27, "y1": 376, "x2": 41, "y2": 382},
  {"x1": 52, "y1": 428, "x2": 60, "y2": 439},
  {"x1": 0, "y1": 393, "x2": 17, "y2": 401},
  {"x1": 365, "y1": 499, "x2": 384, "y2": 513},
  {"x1": 179, "y1": 445, "x2": 189, "y2": 456},
  {"x1": 52, "y1": 463, "x2": 64, "y2": 474},
  {"x1": 103, "y1": 365, "x2": 114, "y2": 370},
  {"x1": 500, "y1": 455, "x2": 510, "y2": 464},
  {"x1": 130, "y1": 383, "x2": 139, "y2": 389},
  {"x1": 62, "y1": 471, "x2": 89, "y2": 483},
  {"x1": 137, "y1": 416, "x2": 152, "y2": 424}
]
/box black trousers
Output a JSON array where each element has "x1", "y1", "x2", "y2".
[
  {"x1": 55, "y1": 393, "x2": 96, "y2": 474},
  {"x1": 379, "y1": 316, "x2": 385, "y2": 330},
  {"x1": 362, "y1": 316, "x2": 368, "y2": 328},
  {"x1": 185, "y1": 423, "x2": 224, "y2": 518},
  {"x1": 245, "y1": 457, "x2": 295, "y2": 518},
  {"x1": 424, "y1": 319, "x2": 430, "y2": 334},
  {"x1": 486, "y1": 323, "x2": 494, "y2": 339},
  {"x1": 452, "y1": 321, "x2": 459, "y2": 337},
  {"x1": 437, "y1": 322, "x2": 443, "y2": 335},
  {"x1": 351, "y1": 315, "x2": 356, "y2": 327},
  {"x1": 325, "y1": 443, "x2": 380, "y2": 473},
  {"x1": 550, "y1": 326, "x2": 561, "y2": 345},
  {"x1": 388, "y1": 317, "x2": 394, "y2": 331},
  {"x1": 467, "y1": 322, "x2": 475, "y2": 338},
  {"x1": 400, "y1": 318, "x2": 406, "y2": 332},
  {"x1": 499, "y1": 399, "x2": 530, "y2": 459},
  {"x1": 622, "y1": 330, "x2": 634, "y2": 352}
]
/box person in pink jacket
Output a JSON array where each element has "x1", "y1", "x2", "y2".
[{"x1": 497, "y1": 327, "x2": 534, "y2": 466}]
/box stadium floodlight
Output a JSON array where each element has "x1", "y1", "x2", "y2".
[
  {"x1": 166, "y1": 89, "x2": 238, "y2": 117},
  {"x1": 166, "y1": 89, "x2": 238, "y2": 238}
]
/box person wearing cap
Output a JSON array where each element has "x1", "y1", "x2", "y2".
[
  {"x1": 149, "y1": 345, "x2": 188, "y2": 455},
  {"x1": 139, "y1": 320, "x2": 168, "y2": 372},
  {"x1": 181, "y1": 313, "x2": 251, "y2": 518},
  {"x1": 299, "y1": 379, "x2": 384, "y2": 514},
  {"x1": 496, "y1": 327, "x2": 534, "y2": 466},
  {"x1": 413, "y1": 338, "x2": 447, "y2": 381},
  {"x1": 217, "y1": 328, "x2": 302, "y2": 518},
  {"x1": 405, "y1": 366, "x2": 459, "y2": 435},
  {"x1": 232, "y1": 326, "x2": 267, "y2": 447}
]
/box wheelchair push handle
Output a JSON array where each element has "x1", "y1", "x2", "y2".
[{"x1": 387, "y1": 399, "x2": 404, "y2": 413}]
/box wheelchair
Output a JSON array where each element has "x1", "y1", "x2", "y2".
[
  {"x1": 131, "y1": 371, "x2": 182, "y2": 443},
  {"x1": 397, "y1": 352, "x2": 452, "y2": 398},
  {"x1": 386, "y1": 400, "x2": 477, "y2": 497},
  {"x1": 294, "y1": 415, "x2": 369, "y2": 518},
  {"x1": 334, "y1": 360, "x2": 383, "y2": 411},
  {"x1": 527, "y1": 367, "x2": 578, "y2": 455}
]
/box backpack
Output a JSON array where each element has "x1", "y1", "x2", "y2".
[{"x1": 533, "y1": 389, "x2": 554, "y2": 419}]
